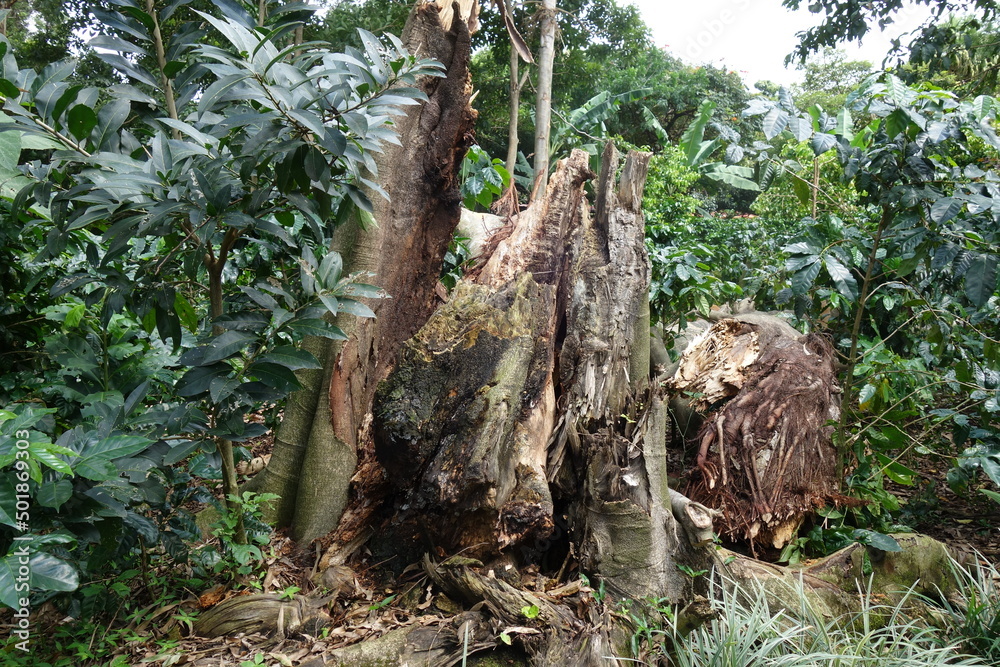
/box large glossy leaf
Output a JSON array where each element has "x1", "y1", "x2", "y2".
[
  {"x1": 762, "y1": 107, "x2": 789, "y2": 139},
  {"x1": 852, "y1": 529, "x2": 901, "y2": 552},
  {"x1": 680, "y1": 99, "x2": 715, "y2": 166},
  {"x1": 36, "y1": 479, "x2": 73, "y2": 510},
  {"x1": 201, "y1": 330, "x2": 258, "y2": 364},
  {"x1": 248, "y1": 362, "x2": 302, "y2": 393},
  {"x1": 823, "y1": 254, "x2": 858, "y2": 302},
  {"x1": 257, "y1": 346, "x2": 321, "y2": 371},
  {"x1": 929, "y1": 198, "x2": 962, "y2": 224},
  {"x1": 286, "y1": 318, "x2": 347, "y2": 340},
  {"x1": 964, "y1": 254, "x2": 998, "y2": 307},
  {"x1": 810, "y1": 132, "x2": 837, "y2": 155},
  {"x1": 786, "y1": 116, "x2": 812, "y2": 142},
  {"x1": 791, "y1": 257, "x2": 822, "y2": 295},
  {"x1": 0, "y1": 549, "x2": 80, "y2": 608},
  {"x1": 29, "y1": 551, "x2": 80, "y2": 592}
]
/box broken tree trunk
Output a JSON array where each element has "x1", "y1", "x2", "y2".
[
  {"x1": 246, "y1": 0, "x2": 478, "y2": 542},
  {"x1": 366, "y1": 144, "x2": 711, "y2": 605},
  {"x1": 668, "y1": 312, "x2": 842, "y2": 551}
]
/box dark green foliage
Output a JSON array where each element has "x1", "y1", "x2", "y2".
[
  {"x1": 0, "y1": 0, "x2": 440, "y2": 609},
  {"x1": 783, "y1": 0, "x2": 1000, "y2": 67}
]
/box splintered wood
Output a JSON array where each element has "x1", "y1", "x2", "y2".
[
  {"x1": 669, "y1": 319, "x2": 760, "y2": 412},
  {"x1": 670, "y1": 316, "x2": 841, "y2": 551}
]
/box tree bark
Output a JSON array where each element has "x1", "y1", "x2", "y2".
[
  {"x1": 248, "y1": 0, "x2": 478, "y2": 542},
  {"x1": 359, "y1": 143, "x2": 712, "y2": 604},
  {"x1": 531, "y1": 0, "x2": 557, "y2": 197}
]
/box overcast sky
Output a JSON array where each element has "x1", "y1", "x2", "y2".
[{"x1": 626, "y1": 0, "x2": 937, "y2": 86}]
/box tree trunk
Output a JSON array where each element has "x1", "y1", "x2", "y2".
[
  {"x1": 531, "y1": 0, "x2": 557, "y2": 197},
  {"x1": 506, "y1": 24, "x2": 522, "y2": 176},
  {"x1": 360, "y1": 143, "x2": 711, "y2": 603},
  {"x1": 247, "y1": 0, "x2": 478, "y2": 542}
]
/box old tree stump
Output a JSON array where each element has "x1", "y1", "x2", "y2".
[{"x1": 200, "y1": 1, "x2": 976, "y2": 663}]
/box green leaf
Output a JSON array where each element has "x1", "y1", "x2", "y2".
[
  {"x1": 174, "y1": 292, "x2": 199, "y2": 332},
  {"x1": 980, "y1": 488, "x2": 1000, "y2": 505},
  {"x1": 884, "y1": 108, "x2": 910, "y2": 139},
  {"x1": 318, "y1": 251, "x2": 343, "y2": 287},
  {"x1": 63, "y1": 303, "x2": 86, "y2": 330},
  {"x1": 79, "y1": 434, "x2": 152, "y2": 461},
  {"x1": 257, "y1": 346, "x2": 321, "y2": 371},
  {"x1": 197, "y1": 73, "x2": 249, "y2": 115},
  {"x1": 336, "y1": 298, "x2": 375, "y2": 319},
  {"x1": 202, "y1": 330, "x2": 258, "y2": 364},
  {"x1": 835, "y1": 108, "x2": 854, "y2": 140},
  {"x1": 67, "y1": 104, "x2": 98, "y2": 142},
  {"x1": 852, "y1": 529, "x2": 901, "y2": 552},
  {"x1": 0, "y1": 552, "x2": 28, "y2": 609},
  {"x1": 858, "y1": 384, "x2": 876, "y2": 407},
  {"x1": 762, "y1": 107, "x2": 789, "y2": 139},
  {"x1": 28, "y1": 551, "x2": 80, "y2": 593},
  {"x1": 963, "y1": 255, "x2": 997, "y2": 308},
  {"x1": 28, "y1": 444, "x2": 73, "y2": 476},
  {"x1": 209, "y1": 375, "x2": 241, "y2": 404},
  {"x1": 286, "y1": 319, "x2": 347, "y2": 340},
  {"x1": 792, "y1": 176, "x2": 813, "y2": 207},
  {"x1": 92, "y1": 99, "x2": 131, "y2": 151},
  {"x1": 823, "y1": 254, "x2": 858, "y2": 302},
  {"x1": 929, "y1": 198, "x2": 962, "y2": 224},
  {"x1": 177, "y1": 364, "x2": 231, "y2": 397},
  {"x1": 790, "y1": 257, "x2": 821, "y2": 295},
  {"x1": 246, "y1": 362, "x2": 301, "y2": 393},
  {"x1": 874, "y1": 453, "x2": 917, "y2": 486},
  {"x1": 37, "y1": 479, "x2": 73, "y2": 509},
  {"x1": 0, "y1": 77, "x2": 20, "y2": 99},
  {"x1": 680, "y1": 100, "x2": 715, "y2": 165},
  {"x1": 810, "y1": 132, "x2": 837, "y2": 155},
  {"x1": 786, "y1": 116, "x2": 812, "y2": 142},
  {"x1": 0, "y1": 476, "x2": 16, "y2": 528}
]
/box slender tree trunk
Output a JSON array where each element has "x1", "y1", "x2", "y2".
[
  {"x1": 505, "y1": 0, "x2": 523, "y2": 175},
  {"x1": 532, "y1": 0, "x2": 557, "y2": 197}
]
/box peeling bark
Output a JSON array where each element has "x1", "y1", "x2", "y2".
[{"x1": 369, "y1": 150, "x2": 593, "y2": 557}]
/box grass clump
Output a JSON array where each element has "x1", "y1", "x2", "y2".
[{"x1": 628, "y1": 566, "x2": 997, "y2": 666}]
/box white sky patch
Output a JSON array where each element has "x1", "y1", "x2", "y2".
[{"x1": 627, "y1": 0, "x2": 938, "y2": 85}]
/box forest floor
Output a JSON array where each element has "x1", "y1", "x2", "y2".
[{"x1": 9, "y1": 429, "x2": 999, "y2": 667}]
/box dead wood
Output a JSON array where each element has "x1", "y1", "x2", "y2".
[
  {"x1": 364, "y1": 145, "x2": 713, "y2": 602},
  {"x1": 369, "y1": 150, "x2": 593, "y2": 558},
  {"x1": 193, "y1": 594, "x2": 331, "y2": 638},
  {"x1": 425, "y1": 556, "x2": 631, "y2": 666},
  {"x1": 669, "y1": 314, "x2": 841, "y2": 551}
]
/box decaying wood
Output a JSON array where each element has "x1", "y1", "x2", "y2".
[
  {"x1": 426, "y1": 556, "x2": 630, "y2": 666},
  {"x1": 193, "y1": 594, "x2": 330, "y2": 638},
  {"x1": 370, "y1": 150, "x2": 592, "y2": 557},
  {"x1": 365, "y1": 144, "x2": 713, "y2": 604},
  {"x1": 669, "y1": 314, "x2": 841, "y2": 551}
]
